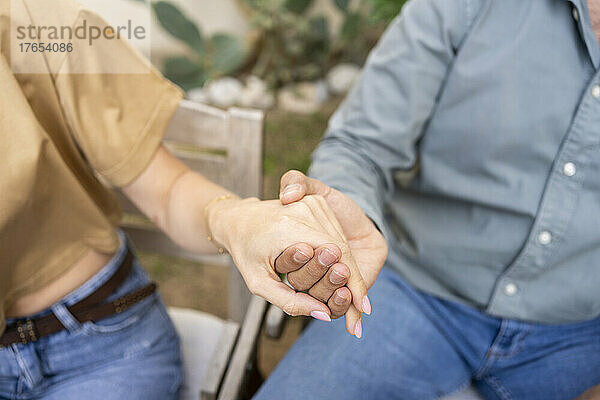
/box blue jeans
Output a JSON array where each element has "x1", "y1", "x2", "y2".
[
  {"x1": 0, "y1": 234, "x2": 183, "y2": 400},
  {"x1": 255, "y1": 267, "x2": 600, "y2": 400}
]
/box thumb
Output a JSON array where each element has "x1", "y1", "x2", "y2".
[{"x1": 279, "y1": 170, "x2": 331, "y2": 205}]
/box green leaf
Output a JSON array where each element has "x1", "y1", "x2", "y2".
[
  {"x1": 165, "y1": 69, "x2": 207, "y2": 91},
  {"x1": 340, "y1": 12, "x2": 362, "y2": 39},
  {"x1": 309, "y1": 16, "x2": 329, "y2": 40},
  {"x1": 285, "y1": 0, "x2": 313, "y2": 14},
  {"x1": 163, "y1": 56, "x2": 201, "y2": 77},
  {"x1": 333, "y1": 0, "x2": 350, "y2": 12},
  {"x1": 163, "y1": 56, "x2": 206, "y2": 90},
  {"x1": 153, "y1": 1, "x2": 204, "y2": 55},
  {"x1": 370, "y1": 0, "x2": 407, "y2": 23},
  {"x1": 211, "y1": 34, "x2": 245, "y2": 74}
]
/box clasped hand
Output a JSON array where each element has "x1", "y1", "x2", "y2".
[{"x1": 207, "y1": 171, "x2": 388, "y2": 337}]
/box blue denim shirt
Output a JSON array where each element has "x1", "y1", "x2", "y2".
[{"x1": 309, "y1": 0, "x2": 600, "y2": 324}]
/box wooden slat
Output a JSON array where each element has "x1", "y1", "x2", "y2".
[
  {"x1": 226, "y1": 108, "x2": 264, "y2": 323},
  {"x1": 201, "y1": 321, "x2": 240, "y2": 400},
  {"x1": 165, "y1": 100, "x2": 230, "y2": 149},
  {"x1": 228, "y1": 108, "x2": 264, "y2": 199},
  {"x1": 167, "y1": 151, "x2": 231, "y2": 190},
  {"x1": 264, "y1": 305, "x2": 287, "y2": 339},
  {"x1": 218, "y1": 296, "x2": 268, "y2": 400},
  {"x1": 115, "y1": 154, "x2": 228, "y2": 217},
  {"x1": 229, "y1": 266, "x2": 251, "y2": 324}
]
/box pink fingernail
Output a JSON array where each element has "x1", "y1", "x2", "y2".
[
  {"x1": 329, "y1": 268, "x2": 346, "y2": 284},
  {"x1": 310, "y1": 311, "x2": 331, "y2": 322},
  {"x1": 293, "y1": 249, "x2": 311, "y2": 263},
  {"x1": 318, "y1": 248, "x2": 338, "y2": 266},
  {"x1": 333, "y1": 292, "x2": 347, "y2": 305},
  {"x1": 362, "y1": 295, "x2": 372, "y2": 315},
  {"x1": 354, "y1": 319, "x2": 362, "y2": 338},
  {"x1": 280, "y1": 184, "x2": 302, "y2": 200}
]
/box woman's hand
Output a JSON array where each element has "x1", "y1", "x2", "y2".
[
  {"x1": 279, "y1": 171, "x2": 388, "y2": 290},
  {"x1": 278, "y1": 171, "x2": 389, "y2": 334},
  {"x1": 122, "y1": 146, "x2": 364, "y2": 334},
  {"x1": 207, "y1": 195, "x2": 370, "y2": 336}
]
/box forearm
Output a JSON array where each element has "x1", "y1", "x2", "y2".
[
  {"x1": 122, "y1": 145, "x2": 239, "y2": 254},
  {"x1": 163, "y1": 169, "x2": 239, "y2": 254}
]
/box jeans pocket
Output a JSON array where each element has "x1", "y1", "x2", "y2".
[{"x1": 81, "y1": 293, "x2": 157, "y2": 335}]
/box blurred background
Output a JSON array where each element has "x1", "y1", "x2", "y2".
[{"x1": 93, "y1": 0, "x2": 406, "y2": 376}]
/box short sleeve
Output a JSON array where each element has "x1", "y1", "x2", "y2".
[{"x1": 53, "y1": 8, "x2": 183, "y2": 187}]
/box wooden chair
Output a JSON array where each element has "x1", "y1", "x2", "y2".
[{"x1": 117, "y1": 99, "x2": 267, "y2": 400}]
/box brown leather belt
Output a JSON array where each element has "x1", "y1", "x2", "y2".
[{"x1": 1, "y1": 247, "x2": 157, "y2": 348}]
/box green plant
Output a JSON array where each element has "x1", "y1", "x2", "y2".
[
  {"x1": 152, "y1": 1, "x2": 247, "y2": 90},
  {"x1": 369, "y1": 0, "x2": 407, "y2": 24},
  {"x1": 244, "y1": 0, "x2": 385, "y2": 88},
  {"x1": 133, "y1": 0, "x2": 404, "y2": 91},
  {"x1": 244, "y1": 0, "x2": 330, "y2": 87}
]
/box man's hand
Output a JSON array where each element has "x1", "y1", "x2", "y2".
[
  {"x1": 279, "y1": 170, "x2": 389, "y2": 321},
  {"x1": 207, "y1": 196, "x2": 369, "y2": 334},
  {"x1": 576, "y1": 384, "x2": 600, "y2": 400},
  {"x1": 274, "y1": 243, "x2": 353, "y2": 320}
]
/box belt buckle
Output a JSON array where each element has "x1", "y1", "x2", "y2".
[{"x1": 16, "y1": 319, "x2": 38, "y2": 345}]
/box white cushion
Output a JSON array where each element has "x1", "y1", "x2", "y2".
[
  {"x1": 442, "y1": 385, "x2": 484, "y2": 400},
  {"x1": 168, "y1": 307, "x2": 227, "y2": 400}
]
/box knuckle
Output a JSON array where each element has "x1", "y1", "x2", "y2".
[
  {"x1": 306, "y1": 262, "x2": 328, "y2": 279},
  {"x1": 337, "y1": 241, "x2": 351, "y2": 255},
  {"x1": 311, "y1": 194, "x2": 326, "y2": 203},
  {"x1": 290, "y1": 200, "x2": 311, "y2": 214},
  {"x1": 281, "y1": 301, "x2": 301, "y2": 316},
  {"x1": 282, "y1": 170, "x2": 303, "y2": 184},
  {"x1": 245, "y1": 276, "x2": 261, "y2": 296}
]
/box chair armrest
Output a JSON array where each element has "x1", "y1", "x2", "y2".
[
  {"x1": 217, "y1": 296, "x2": 268, "y2": 400},
  {"x1": 264, "y1": 304, "x2": 287, "y2": 339},
  {"x1": 201, "y1": 321, "x2": 240, "y2": 400}
]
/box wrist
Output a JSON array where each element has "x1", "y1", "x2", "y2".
[{"x1": 205, "y1": 195, "x2": 241, "y2": 252}]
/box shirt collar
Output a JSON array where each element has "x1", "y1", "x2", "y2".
[{"x1": 568, "y1": 0, "x2": 600, "y2": 69}]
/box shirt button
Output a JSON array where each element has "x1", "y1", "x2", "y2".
[
  {"x1": 504, "y1": 283, "x2": 518, "y2": 296},
  {"x1": 538, "y1": 230, "x2": 552, "y2": 245},
  {"x1": 592, "y1": 85, "x2": 600, "y2": 99},
  {"x1": 573, "y1": 7, "x2": 580, "y2": 22},
  {"x1": 563, "y1": 162, "x2": 577, "y2": 177}
]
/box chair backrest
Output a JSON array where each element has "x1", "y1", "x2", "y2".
[{"x1": 118, "y1": 100, "x2": 264, "y2": 264}]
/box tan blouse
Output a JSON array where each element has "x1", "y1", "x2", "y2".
[{"x1": 0, "y1": 0, "x2": 183, "y2": 334}]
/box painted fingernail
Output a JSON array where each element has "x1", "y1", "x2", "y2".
[
  {"x1": 280, "y1": 184, "x2": 302, "y2": 199},
  {"x1": 293, "y1": 249, "x2": 311, "y2": 263},
  {"x1": 333, "y1": 292, "x2": 347, "y2": 306},
  {"x1": 362, "y1": 295, "x2": 372, "y2": 315},
  {"x1": 310, "y1": 311, "x2": 331, "y2": 322},
  {"x1": 354, "y1": 319, "x2": 362, "y2": 338},
  {"x1": 318, "y1": 247, "x2": 338, "y2": 266},
  {"x1": 329, "y1": 268, "x2": 346, "y2": 284}
]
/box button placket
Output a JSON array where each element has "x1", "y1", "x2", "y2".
[{"x1": 486, "y1": 76, "x2": 600, "y2": 316}]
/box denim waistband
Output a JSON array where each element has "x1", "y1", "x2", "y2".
[{"x1": 6, "y1": 230, "x2": 129, "y2": 325}]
